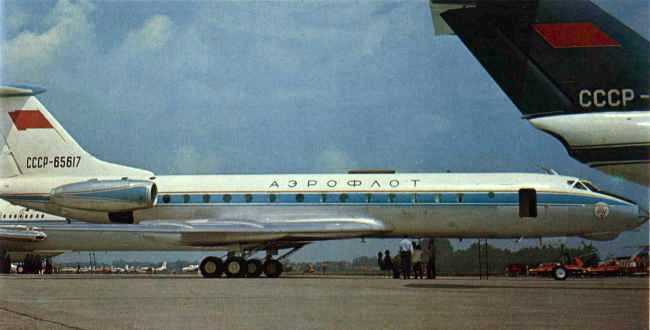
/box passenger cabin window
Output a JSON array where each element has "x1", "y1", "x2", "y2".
[
  {"x1": 269, "y1": 194, "x2": 277, "y2": 203},
  {"x1": 202, "y1": 194, "x2": 210, "y2": 203},
  {"x1": 183, "y1": 195, "x2": 190, "y2": 203},
  {"x1": 222, "y1": 194, "x2": 232, "y2": 203},
  {"x1": 519, "y1": 189, "x2": 537, "y2": 218},
  {"x1": 245, "y1": 194, "x2": 253, "y2": 203},
  {"x1": 162, "y1": 195, "x2": 170, "y2": 203},
  {"x1": 295, "y1": 194, "x2": 304, "y2": 202}
]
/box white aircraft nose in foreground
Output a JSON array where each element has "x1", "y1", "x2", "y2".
[{"x1": 0, "y1": 85, "x2": 646, "y2": 278}]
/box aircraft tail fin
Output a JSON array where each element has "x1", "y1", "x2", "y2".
[
  {"x1": 0, "y1": 85, "x2": 152, "y2": 178},
  {"x1": 430, "y1": 0, "x2": 649, "y2": 118}
]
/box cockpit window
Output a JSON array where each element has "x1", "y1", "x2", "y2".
[
  {"x1": 581, "y1": 181, "x2": 599, "y2": 192},
  {"x1": 567, "y1": 180, "x2": 575, "y2": 187},
  {"x1": 574, "y1": 182, "x2": 588, "y2": 190}
]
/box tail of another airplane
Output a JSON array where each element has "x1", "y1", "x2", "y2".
[
  {"x1": 0, "y1": 85, "x2": 152, "y2": 178},
  {"x1": 429, "y1": 0, "x2": 649, "y2": 118}
]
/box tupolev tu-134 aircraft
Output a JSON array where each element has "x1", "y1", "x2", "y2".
[{"x1": 0, "y1": 85, "x2": 647, "y2": 278}]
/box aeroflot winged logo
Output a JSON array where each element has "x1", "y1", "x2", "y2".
[{"x1": 8, "y1": 110, "x2": 53, "y2": 130}]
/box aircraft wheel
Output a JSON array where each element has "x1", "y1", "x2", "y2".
[
  {"x1": 553, "y1": 266, "x2": 568, "y2": 281},
  {"x1": 224, "y1": 257, "x2": 247, "y2": 278},
  {"x1": 246, "y1": 259, "x2": 263, "y2": 278},
  {"x1": 199, "y1": 256, "x2": 224, "y2": 278},
  {"x1": 263, "y1": 259, "x2": 283, "y2": 278}
]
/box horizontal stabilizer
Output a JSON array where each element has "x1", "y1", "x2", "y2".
[{"x1": 0, "y1": 85, "x2": 46, "y2": 98}]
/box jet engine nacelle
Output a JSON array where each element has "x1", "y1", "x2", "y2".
[{"x1": 50, "y1": 179, "x2": 158, "y2": 213}]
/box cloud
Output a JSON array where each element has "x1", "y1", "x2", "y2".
[
  {"x1": 2, "y1": 0, "x2": 95, "y2": 80},
  {"x1": 122, "y1": 15, "x2": 174, "y2": 52}
]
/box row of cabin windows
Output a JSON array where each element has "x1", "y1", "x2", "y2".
[
  {"x1": 159, "y1": 192, "x2": 500, "y2": 204},
  {"x1": 2, "y1": 213, "x2": 47, "y2": 219}
]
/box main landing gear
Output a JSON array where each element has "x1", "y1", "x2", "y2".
[
  {"x1": 198, "y1": 246, "x2": 303, "y2": 279},
  {"x1": 198, "y1": 256, "x2": 283, "y2": 278}
]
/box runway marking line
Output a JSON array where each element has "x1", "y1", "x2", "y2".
[{"x1": 0, "y1": 305, "x2": 86, "y2": 330}]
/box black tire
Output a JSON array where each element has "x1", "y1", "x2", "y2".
[
  {"x1": 553, "y1": 266, "x2": 568, "y2": 281},
  {"x1": 246, "y1": 259, "x2": 263, "y2": 278},
  {"x1": 224, "y1": 257, "x2": 247, "y2": 278},
  {"x1": 263, "y1": 259, "x2": 283, "y2": 278},
  {"x1": 199, "y1": 256, "x2": 224, "y2": 278}
]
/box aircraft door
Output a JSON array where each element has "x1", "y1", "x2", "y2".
[{"x1": 519, "y1": 189, "x2": 537, "y2": 218}]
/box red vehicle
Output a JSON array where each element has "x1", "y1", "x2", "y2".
[
  {"x1": 587, "y1": 247, "x2": 649, "y2": 276},
  {"x1": 585, "y1": 259, "x2": 622, "y2": 276},
  {"x1": 504, "y1": 263, "x2": 527, "y2": 277},
  {"x1": 528, "y1": 257, "x2": 585, "y2": 280},
  {"x1": 528, "y1": 263, "x2": 556, "y2": 277}
]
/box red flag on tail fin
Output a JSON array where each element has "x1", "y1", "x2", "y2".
[
  {"x1": 533, "y1": 22, "x2": 621, "y2": 48},
  {"x1": 9, "y1": 110, "x2": 54, "y2": 130}
]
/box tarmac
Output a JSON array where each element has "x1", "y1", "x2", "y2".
[{"x1": 0, "y1": 274, "x2": 648, "y2": 330}]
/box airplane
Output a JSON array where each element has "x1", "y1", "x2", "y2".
[
  {"x1": 182, "y1": 264, "x2": 199, "y2": 273},
  {"x1": 0, "y1": 85, "x2": 646, "y2": 279},
  {"x1": 138, "y1": 261, "x2": 167, "y2": 274},
  {"x1": 0, "y1": 199, "x2": 68, "y2": 274},
  {"x1": 428, "y1": 0, "x2": 650, "y2": 186}
]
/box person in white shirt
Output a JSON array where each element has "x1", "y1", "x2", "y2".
[{"x1": 399, "y1": 238, "x2": 413, "y2": 279}]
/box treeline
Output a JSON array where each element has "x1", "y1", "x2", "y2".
[
  {"x1": 288, "y1": 239, "x2": 601, "y2": 275},
  {"x1": 428, "y1": 239, "x2": 599, "y2": 275}
]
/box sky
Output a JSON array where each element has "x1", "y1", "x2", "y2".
[{"x1": 1, "y1": 0, "x2": 648, "y2": 263}]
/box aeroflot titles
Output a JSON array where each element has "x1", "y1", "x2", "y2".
[{"x1": 269, "y1": 178, "x2": 421, "y2": 190}]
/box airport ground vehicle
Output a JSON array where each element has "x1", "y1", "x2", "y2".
[
  {"x1": 528, "y1": 257, "x2": 585, "y2": 280},
  {"x1": 504, "y1": 263, "x2": 527, "y2": 277}
]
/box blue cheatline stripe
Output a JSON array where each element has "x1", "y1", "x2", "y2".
[
  {"x1": 0, "y1": 192, "x2": 629, "y2": 207},
  {"x1": 153, "y1": 192, "x2": 629, "y2": 207}
]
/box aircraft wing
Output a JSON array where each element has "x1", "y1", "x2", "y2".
[
  {"x1": 146, "y1": 218, "x2": 392, "y2": 246},
  {"x1": 8, "y1": 217, "x2": 392, "y2": 250},
  {"x1": 0, "y1": 226, "x2": 47, "y2": 241}
]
